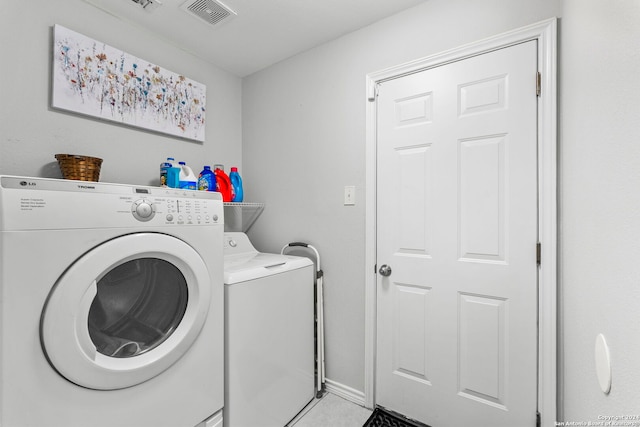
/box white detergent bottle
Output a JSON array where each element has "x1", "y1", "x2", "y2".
[{"x1": 178, "y1": 162, "x2": 197, "y2": 190}]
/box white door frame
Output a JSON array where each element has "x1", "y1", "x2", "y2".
[{"x1": 364, "y1": 18, "x2": 557, "y2": 426}]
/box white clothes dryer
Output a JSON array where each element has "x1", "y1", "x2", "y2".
[
  {"x1": 223, "y1": 232, "x2": 315, "y2": 427},
  {"x1": 0, "y1": 176, "x2": 225, "y2": 427}
]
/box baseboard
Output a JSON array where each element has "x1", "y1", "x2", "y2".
[
  {"x1": 324, "y1": 378, "x2": 366, "y2": 407},
  {"x1": 196, "y1": 409, "x2": 223, "y2": 427}
]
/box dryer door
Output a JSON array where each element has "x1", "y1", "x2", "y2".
[{"x1": 41, "y1": 233, "x2": 212, "y2": 390}]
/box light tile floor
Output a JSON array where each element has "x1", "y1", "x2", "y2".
[{"x1": 289, "y1": 392, "x2": 373, "y2": 427}]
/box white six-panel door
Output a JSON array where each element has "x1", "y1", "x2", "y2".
[{"x1": 375, "y1": 40, "x2": 539, "y2": 426}]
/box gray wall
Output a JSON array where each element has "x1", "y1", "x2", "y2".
[
  {"x1": 0, "y1": 0, "x2": 242, "y2": 185},
  {"x1": 560, "y1": 0, "x2": 640, "y2": 420},
  {"x1": 242, "y1": 0, "x2": 562, "y2": 395}
]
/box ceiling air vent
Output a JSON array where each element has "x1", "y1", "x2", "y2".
[
  {"x1": 180, "y1": 0, "x2": 237, "y2": 27},
  {"x1": 129, "y1": 0, "x2": 162, "y2": 12}
]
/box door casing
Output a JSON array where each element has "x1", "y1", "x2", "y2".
[{"x1": 364, "y1": 17, "x2": 558, "y2": 426}]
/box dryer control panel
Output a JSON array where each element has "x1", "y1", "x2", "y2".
[{"x1": 0, "y1": 175, "x2": 224, "y2": 231}]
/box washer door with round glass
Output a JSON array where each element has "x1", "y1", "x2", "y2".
[{"x1": 41, "y1": 233, "x2": 212, "y2": 390}]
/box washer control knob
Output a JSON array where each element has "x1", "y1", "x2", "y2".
[
  {"x1": 229, "y1": 239, "x2": 237, "y2": 248},
  {"x1": 132, "y1": 199, "x2": 155, "y2": 222},
  {"x1": 137, "y1": 203, "x2": 152, "y2": 217}
]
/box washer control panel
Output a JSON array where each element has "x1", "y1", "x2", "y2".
[
  {"x1": 223, "y1": 232, "x2": 257, "y2": 255},
  {"x1": 0, "y1": 176, "x2": 224, "y2": 230},
  {"x1": 127, "y1": 194, "x2": 222, "y2": 225},
  {"x1": 158, "y1": 196, "x2": 220, "y2": 225}
]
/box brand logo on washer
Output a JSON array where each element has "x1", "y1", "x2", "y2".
[
  {"x1": 77, "y1": 184, "x2": 96, "y2": 190},
  {"x1": 19, "y1": 181, "x2": 36, "y2": 187}
]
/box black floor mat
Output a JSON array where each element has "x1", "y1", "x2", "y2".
[{"x1": 363, "y1": 408, "x2": 430, "y2": 427}]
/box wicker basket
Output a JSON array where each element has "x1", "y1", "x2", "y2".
[{"x1": 55, "y1": 154, "x2": 103, "y2": 182}]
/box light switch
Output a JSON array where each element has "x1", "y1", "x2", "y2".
[{"x1": 344, "y1": 186, "x2": 355, "y2": 206}]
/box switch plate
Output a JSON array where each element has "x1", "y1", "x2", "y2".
[{"x1": 344, "y1": 186, "x2": 355, "y2": 206}]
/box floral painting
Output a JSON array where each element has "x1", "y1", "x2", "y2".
[{"x1": 52, "y1": 25, "x2": 206, "y2": 141}]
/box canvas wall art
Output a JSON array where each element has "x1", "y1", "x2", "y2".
[{"x1": 52, "y1": 24, "x2": 206, "y2": 142}]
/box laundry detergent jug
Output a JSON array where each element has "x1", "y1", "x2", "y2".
[
  {"x1": 213, "y1": 165, "x2": 232, "y2": 202},
  {"x1": 198, "y1": 166, "x2": 215, "y2": 191},
  {"x1": 229, "y1": 167, "x2": 243, "y2": 202},
  {"x1": 160, "y1": 157, "x2": 175, "y2": 187},
  {"x1": 178, "y1": 162, "x2": 197, "y2": 190}
]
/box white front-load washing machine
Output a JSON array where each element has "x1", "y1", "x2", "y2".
[
  {"x1": 223, "y1": 232, "x2": 315, "y2": 427},
  {"x1": 0, "y1": 176, "x2": 225, "y2": 427}
]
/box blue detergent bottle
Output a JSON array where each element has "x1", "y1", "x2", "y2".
[
  {"x1": 160, "y1": 157, "x2": 175, "y2": 187},
  {"x1": 167, "y1": 162, "x2": 181, "y2": 188},
  {"x1": 198, "y1": 166, "x2": 215, "y2": 191},
  {"x1": 230, "y1": 167, "x2": 243, "y2": 202}
]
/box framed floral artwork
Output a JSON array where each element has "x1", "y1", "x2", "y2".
[{"x1": 52, "y1": 24, "x2": 206, "y2": 142}]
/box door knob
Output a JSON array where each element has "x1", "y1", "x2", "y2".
[{"x1": 378, "y1": 264, "x2": 392, "y2": 277}]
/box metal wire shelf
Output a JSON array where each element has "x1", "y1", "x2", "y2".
[{"x1": 223, "y1": 202, "x2": 265, "y2": 232}]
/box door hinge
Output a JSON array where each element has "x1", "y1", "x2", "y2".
[
  {"x1": 536, "y1": 242, "x2": 542, "y2": 266},
  {"x1": 536, "y1": 72, "x2": 542, "y2": 97},
  {"x1": 368, "y1": 83, "x2": 380, "y2": 102},
  {"x1": 536, "y1": 411, "x2": 541, "y2": 427}
]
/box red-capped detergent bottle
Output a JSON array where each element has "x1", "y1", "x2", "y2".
[
  {"x1": 229, "y1": 167, "x2": 243, "y2": 202},
  {"x1": 213, "y1": 164, "x2": 232, "y2": 202}
]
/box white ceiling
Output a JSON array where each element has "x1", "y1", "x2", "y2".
[{"x1": 84, "y1": 0, "x2": 426, "y2": 77}]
